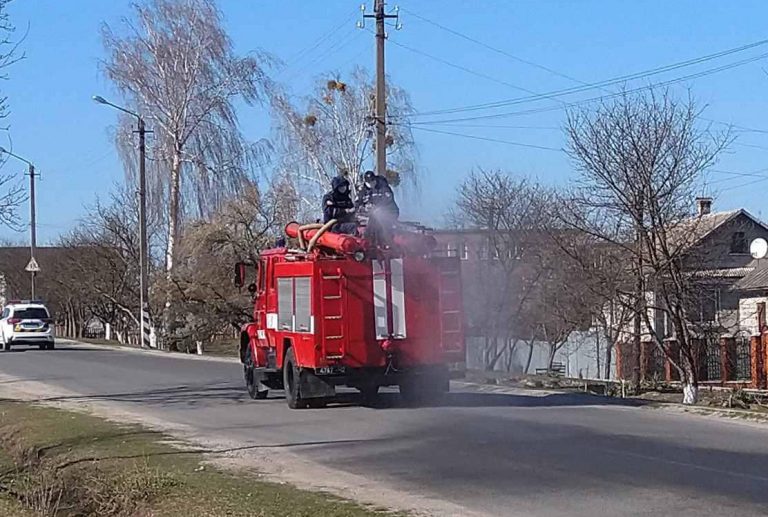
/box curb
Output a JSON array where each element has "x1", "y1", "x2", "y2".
[{"x1": 60, "y1": 339, "x2": 240, "y2": 364}]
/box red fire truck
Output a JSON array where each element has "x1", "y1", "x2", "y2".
[{"x1": 235, "y1": 220, "x2": 465, "y2": 408}]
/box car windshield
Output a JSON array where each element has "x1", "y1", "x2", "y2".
[{"x1": 13, "y1": 308, "x2": 49, "y2": 320}]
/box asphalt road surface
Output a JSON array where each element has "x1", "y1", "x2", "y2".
[{"x1": 0, "y1": 342, "x2": 767, "y2": 517}]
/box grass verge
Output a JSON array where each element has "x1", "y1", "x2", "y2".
[{"x1": 0, "y1": 401, "x2": 398, "y2": 516}]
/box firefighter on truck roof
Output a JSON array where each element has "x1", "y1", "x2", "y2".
[
  {"x1": 322, "y1": 175, "x2": 358, "y2": 235},
  {"x1": 356, "y1": 170, "x2": 399, "y2": 249}
]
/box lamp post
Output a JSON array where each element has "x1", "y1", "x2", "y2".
[
  {"x1": 93, "y1": 95, "x2": 150, "y2": 347},
  {"x1": 0, "y1": 146, "x2": 38, "y2": 299}
]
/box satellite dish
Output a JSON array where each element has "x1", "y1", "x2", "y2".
[{"x1": 751, "y1": 238, "x2": 768, "y2": 259}]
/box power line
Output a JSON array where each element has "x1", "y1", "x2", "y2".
[
  {"x1": 282, "y1": 27, "x2": 362, "y2": 83},
  {"x1": 707, "y1": 167, "x2": 768, "y2": 184},
  {"x1": 404, "y1": 124, "x2": 563, "y2": 152},
  {"x1": 401, "y1": 6, "x2": 587, "y2": 87},
  {"x1": 403, "y1": 50, "x2": 768, "y2": 125},
  {"x1": 366, "y1": 28, "x2": 551, "y2": 100},
  {"x1": 718, "y1": 175, "x2": 768, "y2": 192},
  {"x1": 407, "y1": 121, "x2": 560, "y2": 130},
  {"x1": 407, "y1": 38, "x2": 768, "y2": 118},
  {"x1": 278, "y1": 11, "x2": 357, "y2": 76}
]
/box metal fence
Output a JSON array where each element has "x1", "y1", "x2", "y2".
[
  {"x1": 704, "y1": 341, "x2": 721, "y2": 381},
  {"x1": 733, "y1": 336, "x2": 752, "y2": 381}
]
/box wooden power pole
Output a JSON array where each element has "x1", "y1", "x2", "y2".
[{"x1": 362, "y1": 1, "x2": 400, "y2": 177}]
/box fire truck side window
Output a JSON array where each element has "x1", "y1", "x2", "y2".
[
  {"x1": 277, "y1": 278, "x2": 294, "y2": 331},
  {"x1": 258, "y1": 260, "x2": 266, "y2": 292},
  {"x1": 295, "y1": 277, "x2": 311, "y2": 333}
]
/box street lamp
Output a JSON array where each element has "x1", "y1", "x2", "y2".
[
  {"x1": 0, "y1": 146, "x2": 38, "y2": 299},
  {"x1": 93, "y1": 95, "x2": 151, "y2": 348}
]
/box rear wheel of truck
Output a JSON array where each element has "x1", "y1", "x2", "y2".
[
  {"x1": 244, "y1": 347, "x2": 268, "y2": 400},
  {"x1": 359, "y1": 384, "x2": 380, "y2": 407},
  {"x1": 399, "y1": 374, "x2": 446, "y2": 406},
  {"x1": 283, "y1": 348, "x2": 307, "y2": 409},
  {"x1": 398, "y1": 378, "x2": 421, "y2": 405}
]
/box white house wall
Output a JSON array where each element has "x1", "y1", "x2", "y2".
[{"x1": 738, "y1": 296, "x2": 766, "y2": 336}]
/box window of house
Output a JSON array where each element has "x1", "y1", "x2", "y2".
[
  {"x1": 492, "y1": 247, "x2": 500, "y2": 260},
  {"x1": 460, "y1": 243, "x2": 469, "y2": 260},
  {"x1": 446, "y1": 242, "x2": 458, "y2": 258},
  {"x1": 478, "y1": 243, "x2": 488, "y2": 260},
  {"x1": 699, "y1": 289, "x2": 720, "y2": 322},
  {"x1": 730, "y1": 231, "x2": 748, "y2": 254}
]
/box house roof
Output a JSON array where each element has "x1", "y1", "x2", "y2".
[
  {"x1": 733, "y1": 266, "x2": 768, "y2": 291},
  {"x1": 694, "y1": 267, "x2": 755, "y2": 279},
  {"x1": 668, "y1": 209, "x2": 768, "y2": 251}
]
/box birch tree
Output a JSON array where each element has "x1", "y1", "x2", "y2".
[
  {"x1": 0, "y1": 0, "x2": 26, "y2": 228},
  {"x1": 563, "y1": 89, "x2": 730, "y2": 404},
  {"x1": 271, "y1": 67, "x2": 416, "y2": 209},
  {"x1": 101, "y1": 0, "x2": 272, "y2": 338}
]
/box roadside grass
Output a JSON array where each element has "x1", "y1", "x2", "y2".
[{"x1": 0, "y1": 401, "x2": 399, "y2": 516}]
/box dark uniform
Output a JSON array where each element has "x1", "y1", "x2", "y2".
[
  {"x1": 322, "y1": 176, "x2": 357, "y2": 234},
  {"x1": 356, "y1": 171, "x2": 399, "y2": 248}
]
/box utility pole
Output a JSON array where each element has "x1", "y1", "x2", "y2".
[
  {"x1": 0, "y1": 148, "x2": 40, "y2": 300},
  {"x1": 137, "y1": 117, "x2": 150, "y2": 348},
  {"x1": 28, "y1": 164, "x2": 37, "y2": 299},
  {"x1": 362, "y1": 1, "x2": 400, "y2": 177},
  {"x1": 93, "y1": 95, "x2": 153, "y2": 347}
]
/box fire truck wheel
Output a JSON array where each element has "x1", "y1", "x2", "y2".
[
  {"x1": 398, "y1": 378, "x2": 421, "y2": 405},
  {"x1": 359, "y1": 385, "x2": 380, "y2": 407},
  {"x1": 283, "y1": 347, "x2": 308, "y2": 409},
  {"x1": 244, "y1": 347, "x2": 268, "y2": 400}
]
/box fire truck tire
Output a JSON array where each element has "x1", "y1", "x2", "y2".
[
  {"x1": 398, "y1": 378, "x2": 421, "y2": 405},
  {"x1": 359, "y1": 385, "x2": 380, "y2": 406},
  {"x1": 244, "y1": 347, "x2": 268, "y2": 400},
  {"x1": 400, "y1": 375, "x2": 445, "y2": 406},
  {"x1": 283, "y1": 348, "x2": 308, "y2": 409}
]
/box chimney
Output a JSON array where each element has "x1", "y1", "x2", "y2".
[{"x1": 695, "y1": 197, "x2": 712, "y2": 216}]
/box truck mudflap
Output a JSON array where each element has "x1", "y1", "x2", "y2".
[{"x1": 299, "y1": 368, "x2": 337, "y2": 399}]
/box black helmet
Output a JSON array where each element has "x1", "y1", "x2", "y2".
[
  {"x1": 331, "y1": 175, "x2": 349, "y2": 192},
  {"x1": 363, "y1": 170, "x2": 376, "y2": 181}
]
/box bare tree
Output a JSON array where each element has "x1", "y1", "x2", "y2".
[
  {"x1": 55, "y1": 185, "x2": 157, "y2": 343},
  {"x1": 0, "y1": 0, "x2": 26, "y2": 228},
  {"x1": 450, "y1": 170, "x2": 555, "y2": 372},
  {"x1": 101, "y1": 0, "x2": 272, "y2": 338},
  {"x1": 563, "y1": 89, "x2": 730, "y2": 404},
  {"x1": 0, "y1": 0, "x2": 24, "y2": 122},
  {"x1": 167, "y1": 180, "x2": 297, "y2": 350},
  {"x1": 271, "y1": 67, "x2": 416, "y2": 209}
]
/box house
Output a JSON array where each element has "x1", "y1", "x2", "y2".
[{"x1": 616, "y1": 198, "x2": 768, "y2": 385}]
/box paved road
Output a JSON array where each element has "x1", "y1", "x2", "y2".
[{"x1": 0, "y1": 342, "x2": 767, "y2": 516}]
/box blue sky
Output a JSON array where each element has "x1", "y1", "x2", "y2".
[{"x1": 4, "y1": 0, "x2": 768, "y2": 243}]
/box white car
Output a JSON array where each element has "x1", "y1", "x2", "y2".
[{"x1": 0, "y1": 301, "x2": 55, "y2": 351}]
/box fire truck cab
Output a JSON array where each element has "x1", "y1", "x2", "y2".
[{"x1": 236, "y1": 222, "x2": 465, "y2": 408}]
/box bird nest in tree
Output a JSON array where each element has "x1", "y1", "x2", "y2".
[
  {"x1": 326, "y1": 79, "x2": 347, "y2": 92},
  {"x1": 385, "y1": 169, "x2": 401, "y2": 187},
  {"x1": 304, "y1": 114, "x2": 318, "y2": 126}
]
